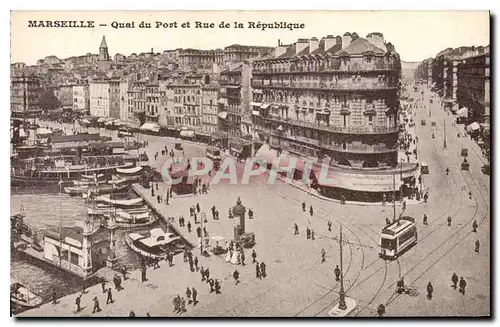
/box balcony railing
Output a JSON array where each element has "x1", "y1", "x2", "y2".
[
  {"x1": 260, "y1": 128, "x2": 397, "y2": 153},
  {"x1": 251, "y1": 81, "x2": 396, "y2": 91},
  {"x1": 252, "y1": 63, "x2": 399, "y2": 74},
  {"x1": 262, "y1": 115, "x2": 398, "y2": 134}
]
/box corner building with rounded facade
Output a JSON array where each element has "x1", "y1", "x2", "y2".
[{"x1": 251, "y1": 33, "x2": 418, "y2": 200}]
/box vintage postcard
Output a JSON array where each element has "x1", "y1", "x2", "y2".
[{"x1": 10, "y1": 10, "x2": 490, "y2": 318}]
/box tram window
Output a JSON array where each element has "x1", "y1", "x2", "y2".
[
  {"x1": 381, "y1": 238, "x2": 396, "y2": 249},
  {"x1": 398, "y1": 228, "x2": 415, "y2": 245}
]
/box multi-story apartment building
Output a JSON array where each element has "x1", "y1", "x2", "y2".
[
  {"x1": 145, "y1": 83, "x2": 161, "y2": 124},
  {"x1": 89, "y1": 80, "x2": 110, "y2": 117},
  {"x1": 119, "y1": 79, "x2": 133, "y2": 123},
  {"x1": 11, "y1": 73, "x2": 42, "y2": 118},
  {"x1": 218, "y1": 62, "x2": 253, "y2": 153},
  {"x1": 223, "y1": 44, "x2": 274, "y2": 63},
  {"x1": 200, "y1": 84, "x2": 219, "y2": 142},
  {"x1": 89, "y1": 79, "x2": 120, "y2": 118},
  {"x1": 251, "y1": 33, "x2": 410, "y2": 199},
  {"x1": 72, "y1": 84, "x2": 89, "y2": 112},
  {"x1": 129, "y1": 81, "x2": 147, "y2": 125},
  {"x1": 457, "y1": 46, "x2": 490, "y2": 122},
  {"x1": 179, "y1": 49, "x2": 224, "y2": 69}
]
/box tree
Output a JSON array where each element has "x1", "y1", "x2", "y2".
[{"x1": 39, "y1": 89, "x2": 61, "y2": 111}]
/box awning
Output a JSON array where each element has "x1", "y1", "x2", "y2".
[
  {"x1": 140, "y1": 123, "x2": 161, "y2": 133},
  {"x1": 260, "y1": 103, "x2": 271, "y2": 109},
  {"x1": 37, "y1": 128, "x2": 53, "y2": 136},
  {"x1": 218, "y1": 112, "x2": 228, "y2": 119},
  {"x1": 252, "y1": 110, "x2": 260, "y2": 116},
  {"x1": 116, "y1": 166, "x2": 143, "y2": 174},
  {"x1": 180, "y1": 130, "x2": 195, "y2": 138},
  {"x1": 253, "y1": 89, "x2": 263, "y2": 94},
  {"x1": 227, "y1": 85, "x2": 240, "y2": 89},
  {"x1": 250, "y1": 102, "x2": 262, "y2": 107},
  {"x1": 19, "y1": 129, "x2": 27, "y2": 138},
  {"x1": 217, "y1": 99, "x2": 225, "y2": 104},
  {"x1": 80, "y1": 119, "x2": 91, "y2": 125},
  {"x1": 467, "y1": 122, "x2": 480, "y2": 131},
  {"x1": 457, "y1": 107, "x2": 468, "y2": 118},
  {"x1": 97, "y1": 117, "x2": 107, "y2": 123}
]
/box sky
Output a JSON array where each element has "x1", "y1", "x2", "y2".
[{"x1": 11, "y1": 11, "x2": 490, "y2": 65}]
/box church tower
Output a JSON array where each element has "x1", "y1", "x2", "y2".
[{"x1": 99, "y1": 36, "x2": 110, "y2": 61}]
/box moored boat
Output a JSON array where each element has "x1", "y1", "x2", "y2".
[
  {"x1": 65, "y1": 183, "x2": 128, "y2": 196},
  {"x1": 11, "y1": 281, "x2": 42, "y2": 309},
  {"x1": 125, "y1": 228, "x2": 184, "y2": 260}
]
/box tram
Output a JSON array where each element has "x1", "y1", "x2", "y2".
[
  {"x1": 379, "y1": 216, "x2": 417, "y2": 260},
  {"x1": 206, "y1": 146, "x2": 221, "y2": 169}
]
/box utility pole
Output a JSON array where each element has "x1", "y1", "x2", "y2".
[
  {"x1": 338, "y1": 225, "x2": 347, "y2": 310},
  {"x1": 393, "y1": 174, "x2": 396, "y2": 223},
  {"x1": 443, "y1": 117, "x2": 447, "y2": 148}
]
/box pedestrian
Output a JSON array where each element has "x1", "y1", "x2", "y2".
[
  {"x1": 106, "y1": 288, "x2": 114, "y2": 304},
  {"x1": 377, "y1": 303, "x2": 386, "y2": 317},
  {"x1": 309, "y1": 205, "x2": 314, "y2": 216},
  {"x1": 475, "y1": 240, "x2": 480, "y2": 253},
  {"x1": 122, "y1": 266, "x2": 128, "y2": 280},
  {"x1": 192, "y1": 287, "x2": 198, "y2": 305},
  {"x1": 469, "y1": 191, "x2": 472, "y2": 200},
  {"x1": 256, "y1": 262, "x2": 261, "y2": 279},
  {"x1": 194, "y1": 256, "x2": 199, "y2": 271},
  {"x1": 197, "y1": 226, "x2": 202, "y2": 238},
  {"x1": 52, "y1": 288, "x2": 57, "y2": 305},
  {"x1": 187, "y1": 221, "x2": 192, "y2": 233},
  {"x1": 141, "y1": 266, "x2": 147, "y2": 282},
  {"x1": 306, "y1": 227, "x2": 311, "y2": 239},
  {"x1": 179, "y1": 216, "x2": 183, "y2": 227},
  {"x1": 241, "y1": 251, "x2": 246, "y2": 266},
  {"x1": 251, "y1": 249, "x2": 257, "y2": 263},
  {"x1": 156, "y1": 194, "x2": 160, "y2": 203},
  {"x1": 173, "y1": 296, "x2": 180, "y2": 313},
  {"x1": 209, "y1": 278, "x2": 215, "y2": 293},
  {"x1": 385, "y1": 217, "x2": 391, "y2": 225},
  {"x1": 327, "y1": 220, "x2": 332, "y2": 232},
  {"x1": 321, "y1": 249, "x2": 326, "y2": 263},
  {"x1": 459, "y1": 277, "x2": 467, "y2": 295},
  {"x1": 427, "y1": 282, "x2": 433, "y2": 300},
  {"x1": 472, "y1": 220, "x2": 478, "y2": 233},
  {"x1": 423, "y1": 214, "x2": 428, "y2": 226},
  {"x1": 196, "y1": 203, "x2": 200, "y2": 213},
  {"x1": 233, "y1": 270, "x2": 240, "y2": 285},
  {"x1": 294, "y1": 223, "x2": 299, "y2": 235},
  {"x1": 311, "y1": 229, "x2": 315, "y2": 240},
  {"x1": 203, "y1": 226, "x2": 208, "y2": 237},
  {"x1": 189, "y1": 257, "x2": 194, "y2": 272},
  {"x1": 260, "y1": 262, "x2": 267, "y2": 278},
  {"x1": 215, "y1": 279, "x2": 221, "y2": 294},
  {"x1": 451, "y1": 272, "x2": 459, "y2": 290},
  {"x1": 186, "y1": 287, "x2": 192, "y2": 304},
  {"x1": 92, "y1": 296, "x2": 101, "y2": 313},
  {"x1": 302, "y1": 202, "x2": 306, "y2": 212},
  {"x1": 334, "y1": 265, "x2": 341, "y2": 281},
  {"x1": 205, "y1": 268, "x2": 210, "y2": 281},
  {"x1": 101, "y1": 277, "x2": 106, "y2": 293},
  {"x1": 75, "y1": 294, "x2": 82, "y2": 312},
  {"x1": 183, "y1": 248, "x2": 188, "y2": 263},
  {"x1": 180, "y1": 297, "x2": 186, "y2": 313},
  {"x1": 200, "y1": 267, "x2": 205, "y2": 281},
  {"x1": 447, "y1": 216, "x2": 452, "y2": 226}
]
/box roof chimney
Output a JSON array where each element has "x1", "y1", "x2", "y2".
[
  {"x1": 324, "y1": 35, "x2": 336, "y2": 52},
  {"x1": 369, "y1": 32, "x2": 386, "y2": 51},
  {"x1": 296, "y1": 38, "x2": 309, "y2": 55},
  {"x1": 275, "y1": 43, "x2": 287, "y2": 58},
  {"x1": 309, "y1": 37, "x2": 319, "y2": 53},
  {"x1": 342, "y1": 32, "x2": 352, "y2": 49}
]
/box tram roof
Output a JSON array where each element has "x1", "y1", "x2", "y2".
[{"x1": 382, "y1": 217, "x2": 415, "y2": 235}]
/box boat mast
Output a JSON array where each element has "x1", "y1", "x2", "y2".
[{"x1": 58, "y1": 177, "x2": 63, "y2": 268}]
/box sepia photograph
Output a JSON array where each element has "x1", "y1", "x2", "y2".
[{"x1": 9, "y1": 10, "x2": 491, "y2": 318}]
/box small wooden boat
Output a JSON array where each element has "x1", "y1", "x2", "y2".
[
  {"x1": 65, "y1": 183, "x2": 128, "y2": 196},
  {"x1": 87, "y1": 206, "x2": 149, "y2": 216},
  {"x1": 95, "y1": 195, "x2": 144, "y2": 208},
  {"x1": 125, "y1": 228, "x2": 184, "y2": 260},
  {"x1": 11, "y1": 282, "x2": 42, "y2": 309}
]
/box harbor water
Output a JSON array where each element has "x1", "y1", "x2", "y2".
[{"x1": 11, "y1": 188, "x2": 147, "y2": 304}]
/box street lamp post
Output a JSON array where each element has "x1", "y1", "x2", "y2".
[{"x1": 338, "y1": 225, "x2": 347, "y2": 310}]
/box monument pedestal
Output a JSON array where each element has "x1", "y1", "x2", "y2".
[
  {"x1": 328, "y1": 297, "x2": 357, "y2": 317},
  {"x1": 106, "y1": 257, "x2": 118, "y2": 269}
]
